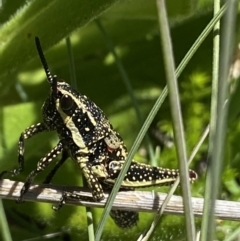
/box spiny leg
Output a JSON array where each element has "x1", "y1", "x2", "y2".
[
  {"x1": 80, "y1": 161, "x2": 104, "y2": 201},
  {"x1": 105, "y1": 161, "x2": 197, "y2": 228},
  {"x1": 52, "y1": 161, "x2": 139, "y2": 228},
  {"x1": 52, "y1": 191, "x2": 94, "y2": 211},
  {"x1": 43, "y1": 149, "x2": 69, "y2": 184},
  {"x1": 17, "y1": 123, "x2": 47, "y2": 175},
  {"x1": 107, "y1": 160, "x2": 198, "y2": 188},
  {"x1": 53, "y1": 160, "x2": 104, "y2": 210},
  {"x1": 17, "y1": 141, "x2": 64, "y2": 203},
  {"x1": 53, "y1": 188, "x2": 139, "y2": 229},
  {"x1": 0, "y1": 123, "x2": 47, "y2": 178}
]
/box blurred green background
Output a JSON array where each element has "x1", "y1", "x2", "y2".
[{"x1": 1, "y1": 0, "x2": 240, "y2": 240}]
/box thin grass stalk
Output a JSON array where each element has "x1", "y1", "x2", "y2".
[
  {"x1": 3, "y1": 179, "x2": 240, "y2": 219},
  {"x1": 224, "y1": 227, "x2": 240, "y2": 241},
  {"x1": 200, "y1": 1, "x2": 238, "y2": 240},
  {"x1": 176, "y1": 3, "x2": 227, "y2": 76},
  {"x1": 0, "y1": 199, "x2": 12, "y2": 241},
  {"x1": 66, "y1": 36, "x2": 95, "y2": 241},
  {"x1": 0, "y1": 99, "x2": 12, "y2": 241},
  {"x1": 94, "y1": 19, "x2": 156, "y2": 164},
  {"x1": 83, "y1": 179, "x2": 95, "y2": 241},
  {"x1": 200, "y1": 0, "x2": 221, "y2": 239},
  {"x1": 156, "y1": 0, "x2": 196, "y2": 240},
  {"x1": 66, "y1": 36, "x2": 77, "y2": 88},
  {"x1": 138, "y1": 126, "x2": 209, "y2": 241},
  {"x1": 95, "y1": 87, "x2": 168, "y2": 241},
  {"x1": 95, "y1": 3, "x2": 227, "y2": 241},
  {"x1": 21, "y1": 231, "x2": 68, "y2": 241},
  {"x1": 139, "y1": 4, "x2": 227, "y2": 239},
  {"x1": 94, "y1": 19, "x2": 143, "y2": 125}
]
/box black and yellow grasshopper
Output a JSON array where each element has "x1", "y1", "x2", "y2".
[{"x1": 1, "y1": 37, "x2": 197, "y2": 228}]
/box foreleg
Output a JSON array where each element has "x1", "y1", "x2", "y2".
[
  {"x1": 0, "y1": 123, "x2": 47, "y2": 178},
  {"x1": 18, "y1": 141, "x2": 64, "y2": 202}
]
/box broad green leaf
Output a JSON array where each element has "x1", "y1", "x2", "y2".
[{"x1": 0, "y1": 0, "x2": 121, "y2": 80}]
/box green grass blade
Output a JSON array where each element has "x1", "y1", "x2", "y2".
[
  {"x1": 95, "y1": 88, "x2": 168, "y2": 241},
  {"x1": 176, "y1": 2, "x2": 227, "y2": 77},
  {"x1": 156, "y1": 0, "x2": 195, "y2": 239},
  {"x1": 200, "y1": 0, "x2": 221, "y2": 238},
  {"x1": 138, "y1": 125, "x2": 210, "y2": 241},
  {"x1": 66, "y1": 37, "x2": 78, "y2": 89},
  {"x1": 95, "y1": 2, "x2": 228, "y2": 240},
  {"x1": 66, "y1": 36, "x2": 95, "y2": 241},
  {"x1": 0, "y1": 199, "x2": 12, "y2": 241},
  {"x1": 94, "y1": 19, "x2": 156, "y2": 164},
  {"x1": 200, "y1": 1, "x2": 238, "y2": 240},
  {"x1": 224, "y1": 227, "x2": 240, "y2": 241}
]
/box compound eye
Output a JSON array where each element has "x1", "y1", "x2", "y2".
[{"x1": 60, "y1": 94, "x2": 74, "y2": 111}]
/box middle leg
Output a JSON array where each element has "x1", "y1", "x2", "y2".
[{"x1": 43, "y1": 149, "x2": 69, "y2": 184}]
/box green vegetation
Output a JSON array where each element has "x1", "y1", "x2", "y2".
[{"x1": 0, "y1": 0, "x2": 240, "y2": 240}]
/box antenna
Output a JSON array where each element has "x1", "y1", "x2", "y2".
[{"x1": 35, "y1": 37, "x2": 54, "y2": 84}]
